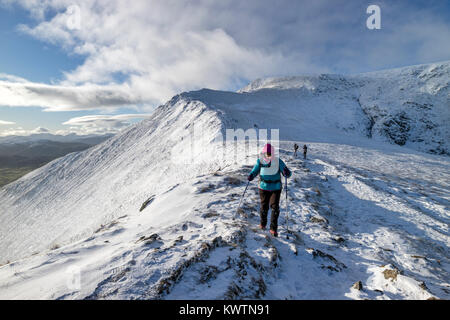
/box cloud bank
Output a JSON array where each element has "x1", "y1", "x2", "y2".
[
  {"x1": 0, "y1": 126, "x2": 49, "y2": 136},
  {"x1": 0, "y1": 120, "x2": 16, "y2": 125},
  {"x1": 0, "y1": 78, "x2": 139, "y2": 111},
  {"x1": 61, "y1": 114, "x2": 150, "y2": 134},
  {"x1": 0, "y1": 114, "x2": 149, "y2": 136}
]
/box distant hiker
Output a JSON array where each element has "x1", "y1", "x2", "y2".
[
  {"x1": 303, "y1": 144, "x2": 308, "y2": 160},
  {"x1": 294, "y1": 143, "x2": 299, "y2": 157},
  {"x1": 247, "y1": 143, "x2": 292, "y2": 237}
]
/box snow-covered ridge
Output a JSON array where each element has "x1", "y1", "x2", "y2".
[
  {"x1": 239, "y1": 61, "x2": 449, "y2": 155},
  {"x1": 240, "y1": 61, "x2": 449, "y2": 94},
  {"x1": 238, "y1": 74, "x2": 359, "y2": 93},
  {"x1": 0, "y1": 97, "x2": 226, "y2": 264}
]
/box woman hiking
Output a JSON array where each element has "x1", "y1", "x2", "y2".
[{"x1": 247, "y1": 143, "x2": 292, "y2": 237}]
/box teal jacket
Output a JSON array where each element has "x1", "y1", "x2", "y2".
[{"x1": 249, "y1": 156, "x2": 292, "y2": 191}]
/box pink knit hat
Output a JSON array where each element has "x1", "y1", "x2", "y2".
[{"x1": 262, "y1": 143, "x2": 273, "y2": 155}]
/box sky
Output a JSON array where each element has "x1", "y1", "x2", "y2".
[{"x1": 0, "y1": 0, "x2": 449, "y2": 136}]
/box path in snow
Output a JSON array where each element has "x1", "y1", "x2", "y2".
[{"x1": 155, "y1": 147, "x2": 446, "y2": 300}]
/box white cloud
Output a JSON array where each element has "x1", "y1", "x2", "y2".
[
  {"x1": 62, "y1": 114, "x2": 150, "y2": 125},
  {"x1": 31, "y1": 127, "x2": 50, "y2": 133},
  {"x1": 0, "y1": 79, "x2": 139, "y2": 111},
  {"x1": 61, "y1": 113, "x2": 150, "y2": 134},
  {"x1": 0, "y1": 120, "x2": 15, "y2": 125},
  {"x1": 0, "y1": 126, "x2": 47, "y2": 136},
  {"x1": 0, "y1": 115, "x2": 148, "y2": 136},
  {"x1": 0, "y1": 0, "x2": 328, "y2": 111},
  {"x1": 0, "y1": 73, "x2": 28, "y2": 83}
]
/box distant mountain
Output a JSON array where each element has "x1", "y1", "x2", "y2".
[
  {"x1": 0, "y1": 133, "x2": 114, "y2": 145},
  {"x1": 0, "y1": 134, "x2": 114, "y2": 168},
  {"x1": 0, "y1": 133, "x2": 114, "y2": 188}
]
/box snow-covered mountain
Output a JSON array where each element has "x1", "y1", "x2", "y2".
[
  {"x1": 0, "y1": 135, "x2": 113, "y2": 169},
  {"x1": 240, "y1": 61, "x2": 449, "y2": 155},
  {"x1": 0, "y1": 61, "x2": 448, "y2": 300}
]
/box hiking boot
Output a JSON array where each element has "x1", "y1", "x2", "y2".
[
  {"x1": 259, "y1": 224, "x2": 266, "y2": 230},
  {"x1": 270, "y1": 229, "x2": 278, "y2": 237}
]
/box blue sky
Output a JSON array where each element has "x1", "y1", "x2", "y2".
[
  {"x1": 0, "y1": 0, "x2": 449, "y2": 136},
  {"x1": 0, "y1": 5, "x2": 85, "y2": 133},
  {"x1": 0, "y1": 4, "x2": 131, "y2": 135},
  {"x1": 0, "y1": 5, "x2": 83, "y2": 82}
]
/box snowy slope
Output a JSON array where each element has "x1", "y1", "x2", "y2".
[
  {"x1": 0, "y1": 97, "x2": 225, "y2": 263},
  {"x1": 0, "y1": 61, "x2": 449, "y2": 300}
]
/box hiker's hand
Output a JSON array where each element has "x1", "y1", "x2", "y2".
[
  {"x1": 282, "y1": 167, "x2": 291, "y2": 178},
  {"x1": 247, "y1": 173, "x2": 254, "y2": 181}
]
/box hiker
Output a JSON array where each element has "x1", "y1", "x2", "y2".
[
  {"x1": 294, "y1": 143, "x2": 299, "y2": 157},
  {"x1": 247, "y1": 143, "x2": 292, "y2": 237},
  {"x1": 303, "y1": 144, "x2": 307, "y2": 160}
]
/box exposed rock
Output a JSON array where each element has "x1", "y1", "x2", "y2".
[
  {"x1": 95, "y1": 220, "x2": 119, "y2": 233},
  {"x1": 352, "y1": 281, "x2": 363, "y2": 290},
  {"x1": 310, "y1": 216, "x2": 328, "y2": 224},
  {"x1": 172, "y1": 235, "x2": 183, "y2": 246},
  {"x1": 333, "y1": 236, "x2": 345, "y2": 244},
  {"x1": 381, "y1": 111, "x2": 411, "y2": 146},
  {"x1": 236, "y1": 207, "x2": 248, "y2": 218},
  {"x1": 383, "y1": 267, "x2": 402, "y2": 281},
  {"x1": 152, "y1": 236, "x2": 225, "y2": 297},
  {"x1": 136, "y1": 233, "x2": 161, "y2": 244},
  {"x1": 307, "y1": 248, "x2": 347, "y2": 271},
  {"x1": 419, "y1": 282, "x2": 429, "y2": 291},
  {"x1": 202, "y1": 210, "x2": 220, "y2": 218},
  {"x1": 224, "y1": 176, "x2": 242, "y2": 186},
  {"x1": 197, "y1": 184, "x2": 216, "y2": 193},
  {"x1": 199, "y1": 265, "x2": 219, "y2": 283},
  {"x1": 314, "y1": 188, "x2": 322, "y2": 196},
  {"x1": 374, "y1": 289, "x2": 384, "y2": 295},
  {"x1": 223, "y1": 250, "x2": 267, "y2": 299},
  {"x1": 139, "y1": 195, "x2": 155, "y2": 212}
]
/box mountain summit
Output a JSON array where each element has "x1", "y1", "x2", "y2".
[{"x1": 240, "y1": 61, "x2": 449, "y2": 155}]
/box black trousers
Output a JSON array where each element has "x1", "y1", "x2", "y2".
[{"x1": 259, "y1": 188, "x2": 281, "y2": 231}]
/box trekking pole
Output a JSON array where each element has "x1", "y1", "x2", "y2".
[
  {"x1": 235, "y1": 181, "x2": 250, "y2": 220},
  {"x1": 285, "y1": 175, "x2": 290, "y2": 239}
]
